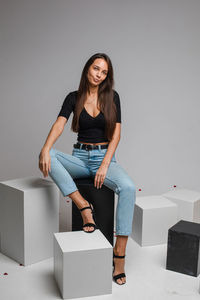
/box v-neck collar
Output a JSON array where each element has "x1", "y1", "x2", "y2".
[{"x1": 83, "y1": 107, "x2": 101, "y2": 119}]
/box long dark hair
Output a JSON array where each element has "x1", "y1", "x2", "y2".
[{"x1": 71, "y1": 53, "x2": 117, "y2": 141}]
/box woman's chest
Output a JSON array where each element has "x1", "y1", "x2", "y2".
[
  {"x1": 79, "y1": 108, "x2": 105, "y2": 129},
  {"x1": 84, "y1": 102, "x2": 100, "y2": 118}
]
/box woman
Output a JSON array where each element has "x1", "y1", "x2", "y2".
[{"x1": 39, "y1": 53, "x2": 136, "y2": 285}]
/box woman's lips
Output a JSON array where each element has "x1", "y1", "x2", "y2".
[{"x1": 94, "y1": 78, "x2": 100, "y2": 82}]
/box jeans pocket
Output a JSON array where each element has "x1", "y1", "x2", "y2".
[
  {"x1": 72, "y1": 148, "x2": 82, "y2": 156},
  {"x1": 99, "y1": 148, "x2": 117, "y2": 162},
  {"x1": 99, "y1": 148, "x2": 107, "y2": 154}
]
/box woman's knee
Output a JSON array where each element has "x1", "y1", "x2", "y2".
[
  {"x1": 121, "y1": 179, "x2": 136, "y2": 194},
  {"x1": 49, "y1": 148, "x2": 57, "y2": 158},
  {"x1": 49, "y1": 148, "x2": 61, "y2": 164}
]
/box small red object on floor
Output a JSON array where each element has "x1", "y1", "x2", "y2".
[
  {"x1": 19, "y1": 263, "x2": 23, "y2": 266},
  {"x1": 4, "y1": 273, "x2": 8, "y2": 275},
  {"x1": 139, "y1": 188, "x2": 141, "y2": 191},
  {"x1": 173, "y1": 185, "x2": 177, "y2": 188}
]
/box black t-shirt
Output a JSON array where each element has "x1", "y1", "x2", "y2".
[{"x1": 57, "y1": 90, "x2": 121, "y2": 143}]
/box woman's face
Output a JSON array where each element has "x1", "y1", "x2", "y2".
[{"x1": 87, "y1": 58, "x2": 108, "y2": 87}]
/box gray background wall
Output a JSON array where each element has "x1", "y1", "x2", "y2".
[{"x1": 1, "y1": 0, "x2": 200, "y2": 195}]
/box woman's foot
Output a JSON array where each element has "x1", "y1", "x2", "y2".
[
  {"x1": 80, "y1": 200, "x2": 96, "y2": 233},
  {"x1": 113, "y1": 248, "x2": 126, "y2": 285}
]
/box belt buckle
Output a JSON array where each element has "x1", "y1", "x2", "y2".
[{"x1": 85, "y1": 144, "x2": 91, "y2": 151}]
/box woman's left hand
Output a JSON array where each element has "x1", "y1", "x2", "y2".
[{"x1": 94, "y1": 163, "x2": 109, "y2": 189}]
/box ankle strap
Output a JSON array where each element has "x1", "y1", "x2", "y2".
[
  {"x1": 80, "y1": 206, "x2": 91, "y2": 212},
  {"x1": 113, "y1": 251, "x2": 126, "y2": 259}
]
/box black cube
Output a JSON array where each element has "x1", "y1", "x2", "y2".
[
  {"x1": 72, "y1": 178, "x2": 115, "y2": 246},
  {"x1": 166, "y1": 220, "x2": 200, "y2": 276}
]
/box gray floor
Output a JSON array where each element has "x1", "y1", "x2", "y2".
[{"x1": 0, "y1": 236, "x2": 200, "y2": 300}]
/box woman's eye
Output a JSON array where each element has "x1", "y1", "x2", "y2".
[{"x1": 94, "y1": 66, "x2": 107, "y2": 75}]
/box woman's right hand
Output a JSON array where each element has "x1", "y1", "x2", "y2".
[{"x1": 38, "y1": 149, "x2": 51, "y2": 178}]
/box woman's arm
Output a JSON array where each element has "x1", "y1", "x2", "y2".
[
  {"x1": 101, "y1": 123, "x2": 121, "y2": 166},
  {"x1": 39, "y1": 116, "x2": 67, "y2": 177},
  {"x1": 41, "y1": 116, "x2": 67, "y2": 151},
  {"x1": 94, "y1": 123, "x2": 121, "y2": 189}
]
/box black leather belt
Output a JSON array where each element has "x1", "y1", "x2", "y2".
[{"x1": 73, "y1": 142, "x2": 109, "y2": 151}]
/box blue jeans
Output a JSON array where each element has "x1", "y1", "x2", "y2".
[{"x1": 48, "y1": 144, "x2": 136, "y2": 236}]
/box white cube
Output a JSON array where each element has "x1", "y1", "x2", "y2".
[
  {"x1": 162, "y1": 188, "x2": 200, "y2": 223},
  {"x1": 131, "y1": 195, "x2": 178, "y2": 246},
  {"x1": 54, "y1": 229, "x2": 112, "y2": 299},
  {"x1": 0, "y1": 176, "x2": 59, "y2": 265}
]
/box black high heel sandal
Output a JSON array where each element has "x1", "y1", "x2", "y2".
[
  {"x1": 113, "y1": 250, "x2": 126, "y2": 285},
  {"x1": 79, "y1": 201, "x2": 97, "y2": 233}
]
